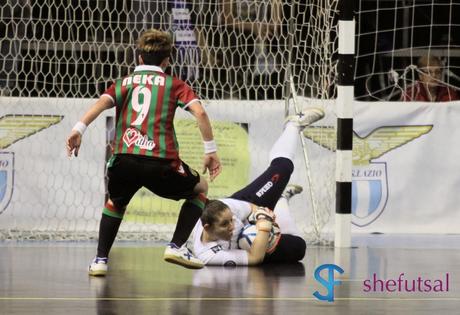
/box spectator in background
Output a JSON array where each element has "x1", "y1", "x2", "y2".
[{"x1": 401, "y1": 56, "x2": 459, "y2": 102}]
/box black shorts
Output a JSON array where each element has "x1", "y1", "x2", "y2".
[
  {"x1": 107, "y1": 154, "x2": 200, "y2": 208},
  {"x1": 263, "y1": 234, "x2": 306, "y2": 263}
]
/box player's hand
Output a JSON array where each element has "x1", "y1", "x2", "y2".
[
  {"x1": 248, "y1": 206, "x2": 276, "y2": 224},
  {"x1": 66, "y1": 131, "x2": 82, "y2": 157},
  {"x1": 202, "y1": 152, "x2": 222, "y2": 182},
  {"x1": 256, "y1": 219, "x2": 273, "y2": 233}
]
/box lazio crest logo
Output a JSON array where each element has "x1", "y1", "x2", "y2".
[
  {"x1": 0, "y1": 152, "x2": 14, "y2": 214},
  {"x1": 0, "y1": 114, "x2": 63, "y2": 214},
  {"x1": 303, "y1": 125, "x2": 432, "y2": 227}
]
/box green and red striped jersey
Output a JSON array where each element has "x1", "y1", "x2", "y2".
[{"x1": 102, "y1": 65, "x2": 199, "y2": 160}]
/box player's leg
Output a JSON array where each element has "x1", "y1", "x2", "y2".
[
  {"x1": 274, "y1": 184, "x2": 303, "y2": 236},
  {"x1": 268, "y1": 107, "x2": 324, "y2": 162},
  {"x1": 144, "y1": 159, "x2": 206, "y2": 269},
  {"x1": 264, "y1": 184, "x2": 306, "y2": 263},
  {"x1": 164, "y1": 191, "x2": 207, "y2": 269},
  {"x1": 263, "y1": 234, "x2": 306, "y2": 263},
  {"x1": 169, "y1": 177, "x2": 208, "y2": 248},
  {"x1": 230, "y1": 157, "x2": 294, "y2": 210},
  {"x1": 89, "y1": 155, "x2": 142, "y2": 276},
  {"x1": 230, "y1": 108, "x2": 323, "y2": 209}
]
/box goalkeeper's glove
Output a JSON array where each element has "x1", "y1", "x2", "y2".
[{"x1": 248, "y1": 206, "x2": 275, "y2": 224}]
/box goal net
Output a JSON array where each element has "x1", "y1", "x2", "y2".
[
  {"x1": 0, "y1": 1, "x2": 340, "y2": 242},
  {"x1": 355, "y1": 0, "x2": 460, "y2": 101}
]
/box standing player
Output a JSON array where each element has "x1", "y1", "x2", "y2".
[
  {"x1": 191, "y1": 108, "x2": 325, "y2": 266},
  {"x1": 66, "y1": 29, "x2": 222, "y2": 275}
]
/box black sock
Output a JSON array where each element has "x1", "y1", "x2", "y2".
[
  {"x1": 97, "y1": 213, "x2": 122, "y2": 258},
  {"x1": 170, "y1": 195, "x2": 206, "y2": 247}
]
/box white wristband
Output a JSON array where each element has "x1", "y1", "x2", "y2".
[
  {"x1": 72, "y1": 121, "x2": 87, "y2": 135},
  {"x1": 203, "y1": 140, "x2": 217, "y2": 154}
]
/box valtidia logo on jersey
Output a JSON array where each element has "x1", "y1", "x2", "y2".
[
  {"x1": 122, "y1": 127, "x2": 155, "y2": 150},
  {"x1": 303, "y1": 125, "x2": 432, "y2": 226},
  {"x1": 0, "y1": 114, "x2": 63, "y2": 214}
]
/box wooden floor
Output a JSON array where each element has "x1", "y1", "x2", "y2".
[{"x1": 0, "y1": 234, "x2": 459, "y2": 315}]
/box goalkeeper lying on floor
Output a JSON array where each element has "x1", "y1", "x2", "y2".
[{"x1": 190, "y1": 107, "x2": 324, "y2": 266}]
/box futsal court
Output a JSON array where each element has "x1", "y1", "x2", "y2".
[
  {"x1": 2, "y1": 1, "x2": 460, "y2": 314},
  {"x1": 1, "y1": 234, "x2": 458, "y2": 315}
]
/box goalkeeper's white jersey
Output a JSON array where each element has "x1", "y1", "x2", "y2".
[{"x1": 190, "y1": 198, "x2": 252, "y2": 266}]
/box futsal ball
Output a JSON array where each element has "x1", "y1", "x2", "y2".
[{"x1": 237, "y1": 223, "x2": 281, "y2": 254}]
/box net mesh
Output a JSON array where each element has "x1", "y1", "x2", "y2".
[
  {"x1": 9, "y1": 0, "x2": 460, "y2": 242},
  {"x1": 0, "y1": 1, "x2": 338, "y2": 100},
  {"x1": 0, "y1": 0, "x2": 340, "y2": 242},
  {"x1": 355, "y1": 0, "x2": 460, "y2": 101}
]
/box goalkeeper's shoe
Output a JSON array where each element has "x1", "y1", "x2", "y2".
[
  {"x1": 164, "y1": 243, "x2": 204, "y2": 269},
  {"x1": 282, "y1": 184, "x2": 303, "y2": 200},
  {"x1": 88, "y1": 257, "x2": 108, "y2": 276},
  {"x1": 285, "y1": 107, "x2": 325, "y2": 129}
]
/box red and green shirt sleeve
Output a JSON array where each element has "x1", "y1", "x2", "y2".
[
  {"x1": 172, "y1": 78, "x2": 200, "y2": 110},
  {"x1": 102, "y1": 80, "x2": 126, "y2": 110}
]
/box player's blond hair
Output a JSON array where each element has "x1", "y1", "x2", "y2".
[{"x1": 137, "y1": 29, "x2": 173, "y2": 66}]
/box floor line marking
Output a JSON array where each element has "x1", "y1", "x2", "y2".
[{"x1": 1, "y1": 297, "x2": 459, "y2": 302}]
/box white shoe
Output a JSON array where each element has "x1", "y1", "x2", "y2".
[
  {"x1": 285, "y1": 107, "x2": 325, "y2": 129},
  {"x1": 282, "y1": 184, "x2": 303, "y2": 200},
  {"x1": 88, "y1": 257, "x2": 108, "y2": 276},
  {"x1": 164, "y1": 243, "x2": 204, "y2": 269}
]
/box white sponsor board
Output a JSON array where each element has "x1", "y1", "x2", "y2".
[
  {"x1": 352, "y1": 101, "x2": 460, "y2": 233},
  {"x1": 1, "y1": 96, "x2": 459, "y2": 235}
]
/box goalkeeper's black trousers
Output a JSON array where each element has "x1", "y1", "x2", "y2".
[{"x1": 230, "y1": 157, "x2": 306, "y2": 263}]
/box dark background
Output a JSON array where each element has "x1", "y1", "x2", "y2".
[{"x1": 0, "y1": 0, "x2": 459, "y2": 100}]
